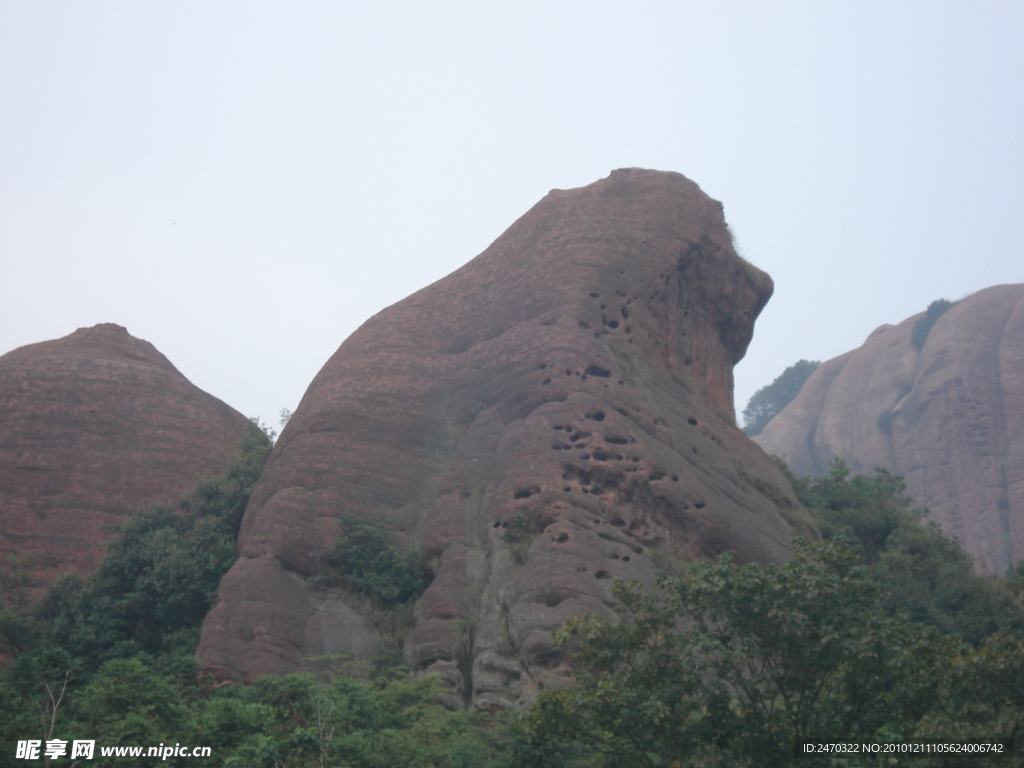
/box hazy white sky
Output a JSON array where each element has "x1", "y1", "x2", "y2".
[{"x1": 2, "y1": 2, "x2": 1022, "y2": 429}]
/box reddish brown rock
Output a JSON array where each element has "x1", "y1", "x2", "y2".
[
  {"x1": 0, "y1": 324, "x2": 254, "y2": 596},
  {"x1": 756, "y1": 284, "x2": 1024, "y2": 573},
  {"x1": 198, "y1": 169, "x2": 817, "y2": 705}
]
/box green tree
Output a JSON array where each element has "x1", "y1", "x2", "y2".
[
  {"x1": 742, "y1": 360, "x2": 820, "y2": 437},
  {"x1": 789, "y1": 459, "x2": 1024, "y2": 646},
  {"x1": 519, "y1": 541, "x2": 950, "y2": 768}
]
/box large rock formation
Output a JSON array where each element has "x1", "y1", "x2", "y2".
[
  {"x1": 198, "y1": 169, "x2": 817, "y2": 706},
  {"x1": 756, "y1": 284, "x2": 1024, "y2": 573},
  {"x1": 0, "y1": 324, "x2": 254, "y2": 596}
]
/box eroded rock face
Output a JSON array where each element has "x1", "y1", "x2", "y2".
[
  {"x1": 0, "y1": 324, "x2": 254, "y2": 596},
  {"x1": 198, "y1": 169, "x2": 817, "y2": 705},
  {"x1": 756, "y1": 284, "x2": 1024, "y2": 573}
]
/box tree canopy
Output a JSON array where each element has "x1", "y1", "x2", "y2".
[{"x1": 742, "y1": 359, "x2": 820, "y2": 437}]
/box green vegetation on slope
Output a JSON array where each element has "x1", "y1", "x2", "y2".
[
  {"x1": 742, "y1": 359, "x2": 820, "y2": 437},
  {"x1": 4, "y1": 424, "x2": 1024, "y2": 767},
  {"x1": 516, "y1": 461, "x2": 1024, "y2": 767},
  {"x1": 317, "y1": 515, "x2": 431, "y2": 609}
]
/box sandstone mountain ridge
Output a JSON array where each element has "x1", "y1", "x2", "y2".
[
  {"x1": 755, "y1": 284, "x2": 1024, "y2": 574},
  {"x1": 198, "y1": 168, "x2": 818, "y2": 706}
]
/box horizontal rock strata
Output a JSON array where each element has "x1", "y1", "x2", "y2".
[
  {"x1": 0, "y1": 324, "x2": 253, "y2": 596},
  {"x1": 198, "y1": 169, "x2": 817, "y2": 705}
]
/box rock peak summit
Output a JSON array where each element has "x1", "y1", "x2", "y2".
[{"x1": 198, "y1": 170, "x2": 813, "y2": 705}]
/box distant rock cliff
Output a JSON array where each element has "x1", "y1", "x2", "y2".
[
  {"x1": 756, "y1": 285, "x2": 1024, "y2": 574},
  {"x1": 198, "y1": 169, "x2": 817, "y2": 706},
  {"x1": 0, "y1": 324, "x2": 254, "y2": 596}
]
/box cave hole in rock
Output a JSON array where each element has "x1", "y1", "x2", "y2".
[
  {"x1": 622, "y1": 556, "x2": 630, "y2": 562},
  {"x1": 610, "y1": 516, "x2": 626, "y2": 527},
  {"x1": 541, "y1": 318, "x2": 557, "y2": 327},
  {"x1": 585, "y1": 410, "x2": 605, "y2": 421},
  {"x1": 695, "y1": 501, "x2": 706, "y2": 510},
  {"x1": 581, "y1": 453, "x2": 590, "y2": 459},
  {"x1": 542, "y1": 378, "x2": 551, "y2": 385},
  {"x1": 616, "y1": 289, "x2": 626, "y2": 297},
  {"x1": 569, "y1": 431, "x2": 591, "y2": 442},
  {"x1": 593, "y1": 450, "x2": 611, "y2": 461},
  {"x1": 578, "y1": 320, "x2": 590, "y2": 329},
  {"x1": 538, "y1": 590, "x2": 570, "y2": 608},
  {"x1": 563, "y1": 487, "x2": 571, "y2": 492},
  {"x1": 585, "y1": 365, "x2": 612, "y2": 378},
  {"x1": 554, "y1": 532, "x2": 569, "y2": 543},
  {"x1": 553, "y1": 424, "x2": 564, "y2": 430},
  {"x1": 514, "y1": 486, "x2": 541, "y2": 500},
  {"x1": 595, "y1": 570, "x2": 611, "y2": 579},
  {"x1": 672, "y1": 475, "x2": 679, "y2": 482},
  {"x1": 625, "y1": 326, "x2": 632, "y2": 334},
  {"x1": 537, "y1": 362, "x2": 548, "y2": 370},
  {"x1": 684, "y1": 357, "x2": 692, "y2": 365},
  {"x1": 566, "y1": 370, "x2": 573, "y2": 376},
  {"x1": 605, "y1": 435, "x2": 629, "y2": 445},
  {"x1": 590, "y1": 292, "x2": 600, "y2": 298},
  {"x1": 605, "y1": 320, "x2": 619, "y2": 329},
  {"x1": 620, "y1": 307, "x2": 629, "y2": 319},
  {"x1": 650, "y1": 470, "x2": 666, "y2": 481},
  {"x1": 492, "y1": 521, "x2": 501, "y2": 528}
]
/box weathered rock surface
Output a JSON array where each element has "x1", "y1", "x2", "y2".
[
  {"x1": 0, "y1": 324, "x2": 254, "y2": 596},
  {"x1": 756, "y1": 284, "x2": 1024, "y2": 573},
  {"x1": 198, "y1": 169, "x2": 817, "y2": 705}
]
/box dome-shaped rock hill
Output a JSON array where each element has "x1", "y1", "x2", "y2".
[
  {"x1": 198, "y1": 168, "x2": 817, "y2": 706},
  {"x1": 0, "y1": 323, "x2": 255, "y2": 596}
]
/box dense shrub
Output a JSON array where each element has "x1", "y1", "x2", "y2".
[{"x1": 319, "y1": 515, "x2": 432, "y2": 609}]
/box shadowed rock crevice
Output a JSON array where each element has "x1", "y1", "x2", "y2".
[{"x1": 198, "y1": 169, "x2": 816, "y2": 704}]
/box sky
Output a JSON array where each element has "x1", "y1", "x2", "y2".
[{"x1": 2, "y1": 2, "x2": 1022, "y2": 431}]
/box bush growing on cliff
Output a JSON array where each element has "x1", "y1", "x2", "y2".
[
  {"x1": 742, "y1": 359, "x2": 820, "y2": 436},
  {"x1": 319, "y1": 515, "x2": 431, "y2": 609},
  {"x1": 911, "y1": 298, "x2": 956, "y2": 350}
]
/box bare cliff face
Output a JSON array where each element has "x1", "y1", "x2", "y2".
[
  {"x1": 756, "y1": 284, "x2": 1024, "y2": 574},
  {"x1": 197, "y1": 169, "x2": 817, "y2": 706},
  {"x1": 0, "y1": 324, "x2": 254, "y2": 597}
]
